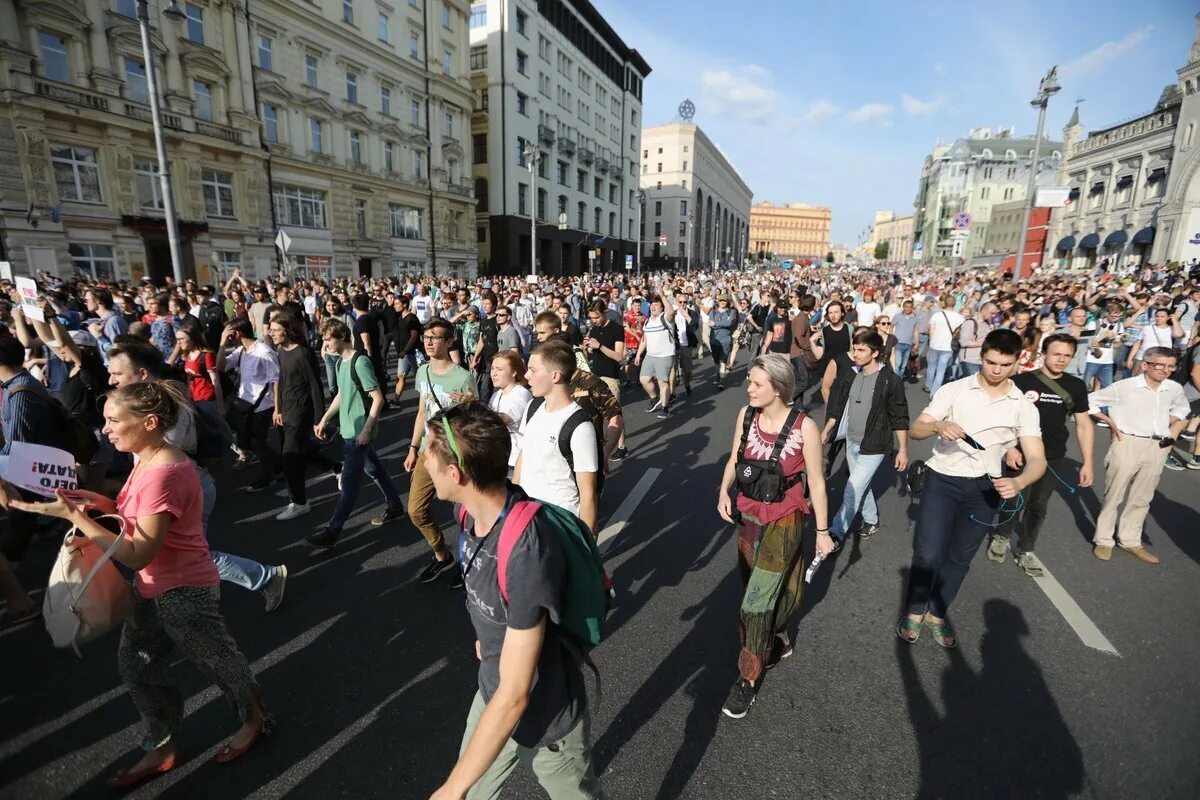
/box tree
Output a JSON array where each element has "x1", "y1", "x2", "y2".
[
  {"x1": 825, "y1": 250, "x2": 834, "y2": 263},
  {"x1": 874, "y1": 241, "x2": 890, "y2": 260}
]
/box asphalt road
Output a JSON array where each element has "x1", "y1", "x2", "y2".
[{"x1": 2, "y1": 356, "x2": 1199, "y2": 800}]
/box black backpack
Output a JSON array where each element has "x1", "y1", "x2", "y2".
[
  {"x1": 198, "y1": 301, "x2": 227, "y2": 351},
  {"x1": 7, "y1": 383, "x2": 98, "y2": 467},
  {"x1": 524, "y1": 395, "x2": 605, "y2": 494},
  {"x1": 735, "y1": 405, "x2": 807, "y2": 504}
]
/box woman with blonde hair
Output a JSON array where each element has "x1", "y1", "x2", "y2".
[
  {"x1": 487, "y1": 350, "x2": 533, "y2": 470},
  {"x1": 715, "y1": 353, "x2": 830, "y2": 719}
]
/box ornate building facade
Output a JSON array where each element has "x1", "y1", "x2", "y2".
[{"x1": 749, "y1": 201, "x2": 830, "y2": 262}]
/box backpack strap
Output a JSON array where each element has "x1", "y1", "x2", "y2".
[
  {"x1": 496, "y1": 499, "x2": 542, "y2": 605},
  {"x1": 525, "y1": 394, "x2": 545, "y2": 425},
  {"x1": 349, "y1": 353, "x2": 375, "y2": 407},
  {"x1": 768, "y1": 405, "x2": 804, "y2": 463},
  {"x1": 1031, "y1": 369, "x2": 1075, "y2": 414},
  {"x1": 557, "y1": 407, "x2": 592, "y2": 472},
  {"x1": 739, "y1": 405, "x2": 755, "y2": 454}
]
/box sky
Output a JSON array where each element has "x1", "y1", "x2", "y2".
[{"x1": 590, "y1": 0, "x2": 1197, "y2": 246}]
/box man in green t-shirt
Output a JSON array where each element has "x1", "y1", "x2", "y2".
[
  {"x1": 307, "y1": 318, "x2": 404, "y2": 548},
  {"x1": 404, "y1": 317, "x2": 478, "y2": 584}
]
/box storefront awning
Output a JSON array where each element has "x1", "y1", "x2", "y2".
[
  {"x1": 1078, "y1": 233, "x2": 1100, "y2": 249},
  {"x1": 1131, "y1": 227, "x2": 1155, "y2": 244},
  {"x1": 1104, "y1": 230, "x2": 1128, "y2": 246},
  {"x1": 1055, "y1": 235, "x2": 1076, "y2": 252}
]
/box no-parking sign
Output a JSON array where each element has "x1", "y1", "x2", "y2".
[{"x1": 952, "y1": 213, "x2": 972, "y2": 230}]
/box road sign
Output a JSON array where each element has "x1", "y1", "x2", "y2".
[
  {"x1": 274, "y1": 229, "x2": 292, "y2": 253},
  {"x1": 952, "y1": 213, "x2": 971, "y2": 230},
  {"x1": 624, "y1": 254, "x2": 634, "y2": 270},
  {"x1": 558, "y1": 212, "x2": 568, "y2": 230},
  {"x1": 657, "y1": 233, "x2": 667, "y2": 246},
  {"x1": 913, "y1": 243, "x2": 924, "y2": 260}
]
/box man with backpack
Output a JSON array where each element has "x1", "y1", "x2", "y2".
[
  {"x1": 195, "y1": 285, "x2": 228, "y2": 351},
  {"x1": 517, "y1": 341, "x2": 600, "y2": 536},
  {"x1": 424, "y1": 402, "x2": 605, "y2": 800},
  {"x1": 925, "y1": 295, "x2": 963, "y2": 395}
]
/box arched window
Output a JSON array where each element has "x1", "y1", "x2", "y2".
[{"x1": 1185, "y1": 122, "x2": 1196, "y2": 149}]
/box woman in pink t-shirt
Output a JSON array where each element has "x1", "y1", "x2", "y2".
[{"x1": 14, "y1": 382, "x2": 268, "y2": 789}]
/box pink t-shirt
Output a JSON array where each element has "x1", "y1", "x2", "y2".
[
  {"x1": 117, "y1": 460, "x2": 217, "y2": 599},
  {"x1": 735, "y1": 410, "x2": 812, "y2": 525}
]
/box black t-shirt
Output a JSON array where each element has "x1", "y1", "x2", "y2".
[
  {"x1": 377, "y1": 303, "x2": 400, "y2": 335},
  {"x1": 277, "y1": 344, "x2": 322, "y2": 420},
  {"x1": 821, "y1": 323, "x2": 851, "y2": 362},
  {"x1": 479, "y1": 317, "x2": 499, "y2": 356},
  {"x1": 395, "y1": 312, "x2": 421, "y2": 356},
  {"x1": 352, "y1": 311, "x2": 382, "y2": 362},
  {"x1": 1013, "y1": 371, "x2": 1088, "y2": 459},
  {"x1": 586, "y1": 319, "x2": 623, "y2": 378}
]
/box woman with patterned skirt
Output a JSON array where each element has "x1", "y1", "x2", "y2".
[{"x1": 716, "y1": 353, "x2": 831, "y2": 719}]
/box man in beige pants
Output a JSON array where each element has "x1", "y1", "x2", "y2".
[{"x1": 1087, "y1": 346, "x2": 1189, "y2": 564}]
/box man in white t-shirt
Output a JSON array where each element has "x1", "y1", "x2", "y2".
[
  {"x1": 515, "y1": 340, "x2": 599, "y2": 533},
  {"x1": 925, "y1": 295, "x2": 964, "y2": 396},
  {"x1": 635, "y1": 297, "x2": 677, "y2": 420},
  {"x1": 411, "y1": 284, "x2": 435, "y2": 325},
  {"x1": 855, "y1": 290, "x2": 882, "y2": 328}
]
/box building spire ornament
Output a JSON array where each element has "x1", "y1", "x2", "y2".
[{"x1": 678, "y1": 99, "x2": 695, "y2": 122}]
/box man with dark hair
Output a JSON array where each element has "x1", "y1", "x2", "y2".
[
  {"x1": 217, "y1": 316, "x2": 281, "y2": 490},
  {"x1": 788, "y1": 294, "x2": 818, "y2": 402},
  {"x1": 351, "y1": 292, "x2": 385, "y2": 388},
  {"x1": 84, "y1": 287, "x2": 129, "y2": 364},
  {"x1": 584, "y1": 300, "x2": 624, "y2": 402},
  {"x1": 898, "y1": 329, "x2": 1046, "y2": 648},
  {"x1": 987, "y1": 332, "x2": 1095, "y2": 575}
]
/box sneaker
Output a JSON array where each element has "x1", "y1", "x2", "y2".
[
  {"x1": 685, "y1": 386, "x2": 693, "y2": 397},
  {"x1": 306, "y1": 528, "x2": 340, "y2": 549},
  {"x1": 721, "y1": 678, "x2": 757, "y2": 719},
  {"x1": 765, "y1": 635, "x2": 794, "y2": 670},
  {"x1": 1181, "y1": 430, "x2": 1196, "y2": 441},
  {"x1": 657, "y1": 407, "x2": 671, "y2": 420},
  {"x1": 333, "y1": 468, "x2": 344, "y2": 491},
  {"x1": 371, "y1": 506, "x2": 405, "y2": 526},
  {"x1": 231, "y1": 454, "x2": 259, "y2": 471},
  {"x1": 986, "y1": 536, "x2": 1009, "y2": 564},
  {"x1": 1187, "y1": 457, "x2": 1200, "y2": 471},
  {"x1": 646, "y1": 398, "x2": 662, "y2": 413},
  {"x1": 262, "y1": 564, "x2": 288, "y2": 612},
  {"x1": 1165, "y1": 454, "x2": 1186, "y2": 471},
  {"x1": 245, "y1": 478, "x2": 275, "y2": 493},
  {"x1": 858, "y1": 522, "x2": 881, "y2": 540},
  {"x1": 1095, "y1": 419, "x2": 1109, "y2": 428},
  {"x1": 449, "y1": 570, "x2": 464, "y2": 590},
  {"x1": 716, "y1": 380, "x2": 725, "y2": 391},
  {"x1": 1015, "y1": 551, "x2": 1045, "y2": 577},
  {"x1": 611, "y1": 445, "x2": 630, "y2": 462},
  {"x1": 275, "y1": 503, "x2": 311, "y2": 521},
  {"x1": 417, "y1": 555, "x2": 457, "y2": 583}
]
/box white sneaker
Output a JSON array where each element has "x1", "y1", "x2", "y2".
[{"x1": 275, "y1": 503, "x2": 311, "y2": 521}]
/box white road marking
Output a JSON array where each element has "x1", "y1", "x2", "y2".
[
  {"x1": 1032, "y1": 561, "x2": 1120, "y2": 656},
  {"x1": 596, "y1": 468, "x2": 661, "y2": 546}
]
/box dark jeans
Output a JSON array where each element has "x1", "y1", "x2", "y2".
[
  {"x1": 791, "y1": 356, "x2": 814, "y2": 403},
  {"x1": 994, "y1": 456, "x2": 1064, "y2": 554},
  {"x1": 281, "y1": 412, "x2": 339, "y2": 505},
  {"x1": 0, "y1": 487, "x2": 41, "y2": 561},
  {"x1": 327, "y1": 439, "x2": 402, "y2": 534},
  {"x1": 904, "y1": 470, "x2": 1001, "y2": 618},
  {"x1": 228, "y1": 401, "x2": 279, "y2": 482}
]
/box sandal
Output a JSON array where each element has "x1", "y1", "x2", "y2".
[
  {"x1": 214, "y1": 714, "x2": 275, "y2": 764},
  {"x1": 896, "y1": 616, "x2": 922, "y2": 644},
  {"x1": 105, "y1": 752, "x2": 178, "y2": 789},
  {"x1": 923, "y1": 617, "x2": 958, "y2": 649}
]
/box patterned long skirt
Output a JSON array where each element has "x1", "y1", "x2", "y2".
[
  {"x1": 736, "y1": 509, "x2": 806, "y2": 683},
  {"x1": 118, "y1": 585, "x2": 260, "y2": 751}
]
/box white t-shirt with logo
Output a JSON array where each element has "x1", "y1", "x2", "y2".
[
  {"x1": 642, "y1": 314, "x2": 675, "y2": 358},
  {"x1": 412, "y1": 295, "x2": 434, "y2": 324},
  {"x1": 517, "y1": 401, "x2": 598, "y2": 516},
  {"x1": 928, "y1": 309, "x2": 965, "y2": 351}
]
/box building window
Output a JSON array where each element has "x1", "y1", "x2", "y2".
[
  {"x1": 442, "y1": 50, "x2": 452, "y2": 76},
  {"x1": 576, "y1": 169, "x2": 586, "y2": 191},
  {"x1": 980, "y1": 187, "x2": 990, "y2": 200},
  {"x1": 654, "y1": 200, "x2": 661, "y2": 216},
  {"x1": 38, "y1": 32, "x2": 71, "y2": 83},
  {"x1": 516, "y1": 10, "x2": 527, "y2": 35},
  {"x1": 355, "y1": 199, "x2": 368, "y2": 237},
  {"x1": 477, "y1": 225, "x2": 487, "y2": 243},
  {"x1": 516, "y1": 50, "x2": 527, "y2": 75},
  {"x1": 378, "y1": 13, "x2": 389, "y2": 43},
  {"x1": 558, "y1": 194, "x2": 567, "y2": 215},
  {"x1": 411, "y1": 99, "x2": 421, "y2": 126},
  {"x1": 473, "y1": 133, "x2": 487, "y2": 164},
  {"x1": 134, "y1": 158, "x2": 163, "y2": 210},
  {"x1": 682, "y1": 160, "x2": 688, "y2": 171},
  {"x1": 679, "y1": 221, "x2": 687, "y2": 237},
  {"x1": 123, "y1": 57, "x2": 148, "y2": 104},
  {"x1": 442, "y1": 1, "x2": 451, "y2": 28},
  {"x1": 184, "y1": 3, "x2": 204, "y2": 44},
  {"x1": 410, "y1": 31, "x2": 420, "y2": 59},
  {"x1": 516, "y1": 182, "x2": 529, "y2": 215},
  {"x1": 213, "y1": 250, "x2": 241, "y2": 278},
  {"x1": 656, "y1": 162, "x2": 662, "y2": 172},
  {"x1": 556, "y1": 161, "x2": 567, "y2": 185},
  {"x1": 257, "y1": 34, "x2": 272, "y2": 69},
  {"x1": 262, "y1": 103, "x2": 279, "y2": 142},
  {"x1": 52, "y1": 145, "x2": 102, "y2": 202},
  {"x1": 447, "y1": 158, "x2": 458, "y2": 183},
  {"x1": 273, "y1": 185, "x2": 327, "y2": 228},
  {"x1": 201, "y1": 168, "x2": 234, "y2": 217},
  {"x1": 443, "y1": 111, "x2": 453, "y2": 138},
  {"x1": 594, "y1": 207, "x2": 601, "y2": 231},
  {"x1": 609, "y1": 184, "x2": 617, "y2": 204},
  {"x1": 653, "y1": 221, "x2": 661, "y2": 236},
  {"x1": 349, "y1": 130, "x2": 363, "y2": 163},
  {"x1": 594, "y1": 177, "x2": 602, "y2": 198},
  {"x1": 680, "y1": 200, "x2": 688, "y2": 215},
  {"x1": 578, "y1": 201, "x2": 586, "y2": 229},
  {"x1": 342, "y1": 0, "x2": 354, "y2": 24},
  {"x1": 380, "y1": 86, "x2": 391, "y2": 115},
  {"x1": 517, "y1": 92, "x2": 528, "y2": 115},
  {"x1": 309, "y1": 118, "x2": 324, "y2": 153},
  {"x1": 469, "y1": 2, "x2": 486, "y2": 28},
  {"x1": 641, "y1": 165, "x2": 646, "y2": 175},
  {"x1": 193, "y1": 80, "x2": 213, "y2": 121},
  {"x1": 117, "y1": 0, "x2": 137, "y2": 17},
  {"x1": 537, "y1": 188, "x2": 546, "y2": 220},
  {"x1": 68, "y1": 244, "x2": 115, "y2": 280},
  {"x1": 304, "y1": 54, "x2": 319, "y2": 87},
  {"x1": 346, "y1": 71, "x2": 358, "y2": 103},
  {"x1": 516, "y1": 137, "x2": 528, "y2": 167},
  {"x1": 470, "y1": 45, "x2": 487, "y2": 70},
  {"x1": 1003, "y1": 187, "x2": 1014, "y2": 201},
  {"x1": 412, "y1": 150, "x2": 423, "y2": 179},
  {"x1": 539, "y1": 34, "x2": 550, "y2": 60},
  {"x1": 389, "y1": 204, "x2": 422, "y2": 238},
  {"x1": 383, "y1": 141, "x2": 395, "y2": 172}
]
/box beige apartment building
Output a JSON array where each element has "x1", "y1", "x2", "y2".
[
  {"x1": 0, "y1": 0, "x2": 476, "y2": 282},
  {"x1": 869, "y1": 211, "x2": 914, "y2": 262},
  {"x1": 749, "y1": 201, "x2": 831, "y2": 262}
]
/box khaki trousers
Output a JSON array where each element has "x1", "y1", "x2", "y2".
[
  {"x1": 1093, "y1": 436, "x2": 1166, "y2": 548},
  {"x1": 407, "y1": 456, "x2": 447, "y2": 558}
]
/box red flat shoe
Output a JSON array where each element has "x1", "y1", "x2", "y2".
[
  {"x1": 105, "y1": 752, "x2": 177, "y2": 789},
  {"x1": 214, "y1": 716, "x2": 274, "y2": 764}
]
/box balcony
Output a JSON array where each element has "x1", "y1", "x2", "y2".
[
  {"x1": 538, "y1": 124, "x2": 556, "y2": 145},
  {"x1": 35, "y1": 79, "x2": 109, "y2": 112},
  {"x1": 445, "y1": 180, "x2": 473, "y2": 198},
  {"x1": 595, "y1": 157, "x2": 609, "y2": 174},
  {"x1": 578, "y1": 147, "x2": 594, "y2": 166},
  {"x1": 559, "y1": 137, "x2": 576, "y2": 157},
  {"x1": 195, "y1": 120, "x2": 244, "y2": 145}
]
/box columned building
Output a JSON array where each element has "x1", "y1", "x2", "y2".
[
  {"x1": 867, "y1": 210, "x2": 914, "y2": 262},
  {"x1": 749, "y1": 202, "x2": 831, "y2": 262},
  {"x1": 469, "y1": 0, "x2": 649, "y2": 276},
  {"x1": 638, "y1": 121, "x2": 751, "y2": 269},
  {"x1": 0, "y1": 0, "x2": 476, "y2": 283}
]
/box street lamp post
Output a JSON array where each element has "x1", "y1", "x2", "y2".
[
  {"x1": 634, "y1": 189, "x2": 645, "y2": 274},
  {"x1": 137, "y1": 0, "x2": 186, "y2": 285},
  {"x1": 685, "y1": 214, "x2": 693, "y2": 273},
  {"x1": 1013, "y1": 66, "x2": 1060, "y2": 282},
  {"x1": 524, "y1": 141, "x2": 541, "y2": 278}
]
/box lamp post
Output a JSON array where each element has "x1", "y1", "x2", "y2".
[
  {"x1": 137, "y1": 0, "x2": 186, "y2": 285},
  {"x1": 1013, "y1": 66, "x2": 1060, "y2": 282},
  {"x1": 523, "y1": 141, "x2": 541, "y2": 277},
  {"x1": 634, "y1": 188, "x2": 645, "y2": 274}
]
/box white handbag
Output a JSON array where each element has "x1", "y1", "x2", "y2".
[{"x1": 43, "y1": 518, "x2": 134, "y2": 657}]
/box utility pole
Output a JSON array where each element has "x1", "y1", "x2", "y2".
[
  {"x1": 524, "y1": 141, "x2": 541, "y2": 277},
  {"x1": 1013, "y1": 66, "x2": 1060, "y2": 281},
  {"x1": 635, "y1": 189, "x2": 645, "y2": 273}
]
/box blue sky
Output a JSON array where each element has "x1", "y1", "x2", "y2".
[{"x1": 592, "y1": 0, "x2": 1196, "y2": 246}]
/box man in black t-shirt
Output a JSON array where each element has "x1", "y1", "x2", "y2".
[
  {"x1": 584, "y1": 299, "x2": 625, "y2": 401},
  {"x1": 350, "y1": 293, "x2": 385, "y2": 387},
  {"x1": 390, "y1": 295, "x2": 422, "y2": 404},
  {"x1": 987, "y1": 333, "x2": 1095, "y2": 576}
]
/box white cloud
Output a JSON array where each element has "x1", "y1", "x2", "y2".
[
  {"x1": 700, "y1": 68, "x2": 779, "y2": 121},
  {"x1": 901, "y1": 94, "x2": 943, "y2": 116},
  {"x1": 804, "y1": 99, "x2": 841, "y2": 123},
  {"x1": 1062, "y1": 25, "x2": 1154, "y2": 79},
  {"x1": 844, "y1": 103, "x2": 893, "y2": 124}
]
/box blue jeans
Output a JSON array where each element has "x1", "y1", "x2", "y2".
[
  {"x1": 200, "y1": 468, "x2": 276, "y2": 591},
  {"x1": 904, "y1": 470, "x2": 1000, "y2": 618},
  {"x1": 830, "y1": 441, "x2": 886, "y2": 543},
  {"x1": 894, "y1": 342, "x2": 913, "y2": 377},
  {"x1": 925, "y1": 349, "x2": 954, "y2": 394},
  {"x1": 959, "y1": 362, "x2": 981, "y2": 377},
  {"x1": 1112, "y1": 346, "x2": 1131, "y2": 380},
  {"x1": 1084, "y1": 361, "x2": 1113, "y2": 390},
  {"x1": 328, "y1": 439, "x2": 403, "y2": 534},
  {"x1": 324, "y1": 352, "x2": 340, "y2": 394}
]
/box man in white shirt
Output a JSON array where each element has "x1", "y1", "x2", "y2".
[
  {"x1": 515, "y1": 340, "x2": 599, "y2": 534},
  {"x1": 1087, "y1": 346, "x2": 1190, "y2": 563},
  {"x1": 411, "y1": 284, "x2": 435, "y2": 325},
  {"x1": 925, "y1": 295, "x2": 964, "y2": 396},
  {"x1": 855, "y1": 290, "x2": 882, "y2": 328},
  {"x1": 635, "y1": 297, "x2": 677, "y2": 420}
]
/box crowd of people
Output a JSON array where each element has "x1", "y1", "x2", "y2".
[{"x1": 0, "y1": 255, "x2": 1197, "y2": 797}]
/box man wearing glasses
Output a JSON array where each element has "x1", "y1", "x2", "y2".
[{"x1": 1087, "y1": 347, "x2": 1190, "y2": 564}]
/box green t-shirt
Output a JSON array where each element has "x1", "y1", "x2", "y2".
[
  {"x1": 337, "y1": 354, "x2": 379, "y2": 440},
  {"x1": 416, "y1": 362, "x2": 477, "y2": 450}
]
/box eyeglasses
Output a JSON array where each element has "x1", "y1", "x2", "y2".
[
  {"x1": 1143, "y1": 361, "x2": 1175, "y2": 370},
  {"x1": 877, "y1": 323, "x2": 892, "y2": 327},
  {"x1": 422, "y1": 335, "x2": 445, "y2": 342}
]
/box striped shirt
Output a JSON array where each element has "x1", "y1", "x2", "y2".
[{"x1": 0, "y1": 372, "x2": 61, "y2": 455}]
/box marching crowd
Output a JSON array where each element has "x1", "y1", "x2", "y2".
[{"x1": 0, "y1": 256, "x2": 1198, "y2": 798}]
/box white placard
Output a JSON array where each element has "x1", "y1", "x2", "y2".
[
  {"x1": 15, "y1": 276, "x2": 43, "y2": 322},
  {"x1": 0, "y1": 261, "x2": 12, "y2": 280},
  {"x1": 6, "y1": 442, "x2": 78, "y2": 497}
]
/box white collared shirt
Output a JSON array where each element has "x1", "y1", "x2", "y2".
[
  {"x1": 922, "y1": 375, "x2": 1042, "y2": 478},
  {"x1": 225, "y1": 340, "x2": 279, "y2": 410},
  {"x1": 1087, "y1": 375, "x2": 1189, "y2": 437}
]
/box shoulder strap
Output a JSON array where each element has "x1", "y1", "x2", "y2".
[
  {"x1": 525, "y1": 394, "x2": 545, "y2": 424},
  {"x1": 769, "y1": 405, "x2": 804, "y2": 463},
  {"x1": 1031, "y1": 370, "x2": 1074, "y2": 413},
  {"x1": 496, "y1": 499, "x2": 542, "y2": 604},
  {"x1": 349, "y1": 354, "x2": 372, "y2": 402},
  {"x1": 558, "y1": 407, "x2": 591, "y2": 470},
  {"x1": 740, "y1": 405, "x2": 755, "y2": 451}
]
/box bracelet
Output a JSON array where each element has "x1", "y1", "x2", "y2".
[
  {"x1": 409, "y1": 444, "x2": 418, "y2": 451},
  {"x1": 816, "y1": 528, "x2": 830, "y2": 534}
]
